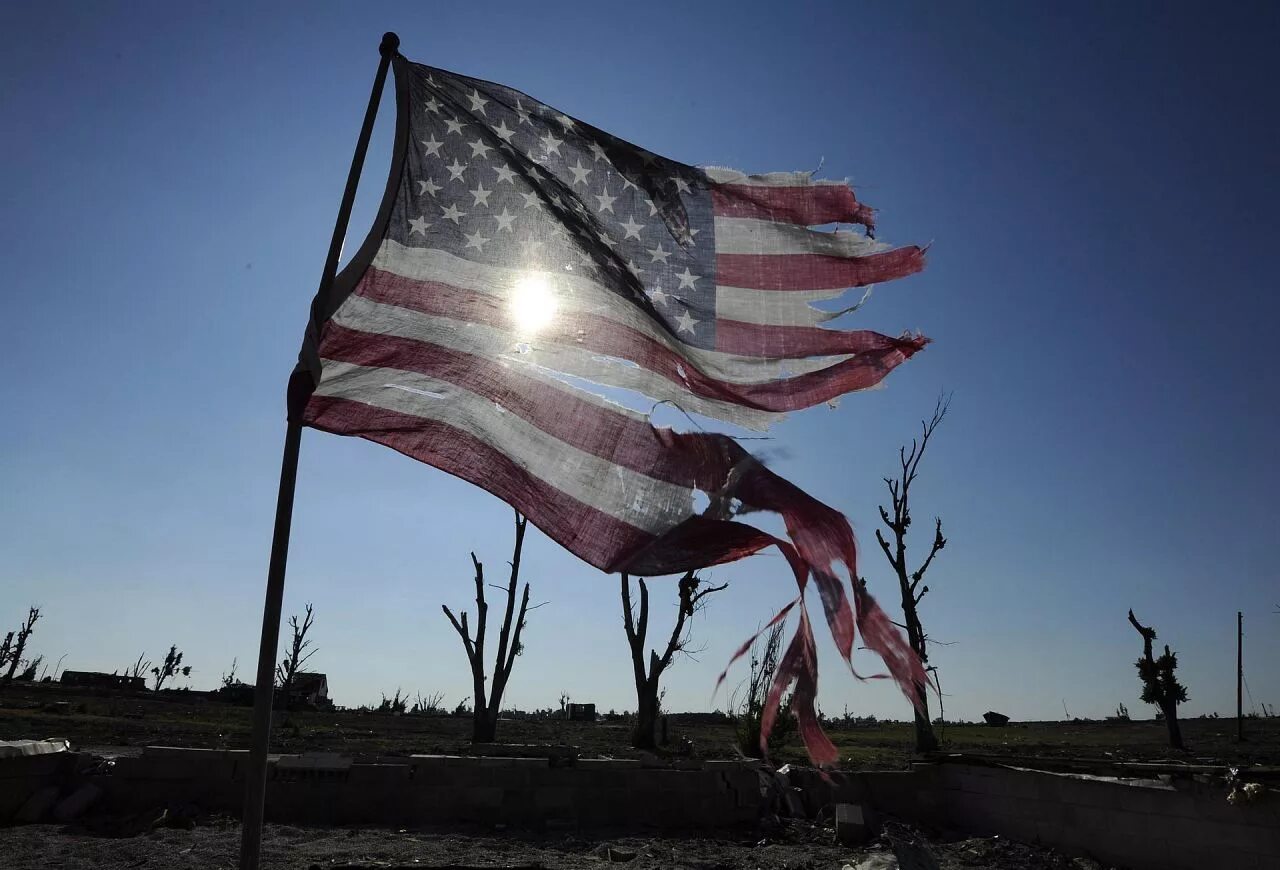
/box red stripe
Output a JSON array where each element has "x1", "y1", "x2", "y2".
[
  {"x1": 316, "y1": 322, "x2": 719, "y2": 490},
  {"x1": 716, "y1": 318, "x2": 928, "y2": 359},
  {"x1": 303, "y1": 394, "x2": 656, "y2": 572},
  {"x1": 716, "y1": 247, "x2": 925, "y2": 291},
  {"x1": 352, "y1": 267, "x2": 920, "y2": 413},
  {"x1": 711, "y1": 182, "x2": 877, "y2": 230}
]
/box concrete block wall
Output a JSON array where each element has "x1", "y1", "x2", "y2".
[
  {"x1": 775, "y1": 762, "x2": 1278, "y2": 870},
  {"x1": 867, "y1": 763, "x2": 1279, "y2": 870},
  {"x1": 100, "y1": 748, "x2": 764, "y2": 829}
]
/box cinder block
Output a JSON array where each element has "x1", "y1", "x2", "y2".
[
  {"x1": 533, "y1": 787, "x2": 574, "y2": 812},
  {"x1": 348, "y1": 764, "x2": 410, "y2": 784},
  {"x1": 834, "y1": 803, "x2": 871, "y2": 845},
  {"x1": 462, "y1": 786, "x2": 504, "y2": 809}
]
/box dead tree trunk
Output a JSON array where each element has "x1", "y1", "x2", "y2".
[
  {"x1": 276, "y1": 603, "x2": 317, "y2": 711},
  {"x1": 874, "y1": 398, "x2": 949, "y2": 754},
  {"x1": 0, "y1": 607, "x2": 40, "y2": 692},
  {"x1": 1128, "y1": 609, "x2": 1188, "y2": 750},
  {"x1": 443, "y1": 509, "x2": 533, "y2": 744},
  {"x1": 621, "y1": 571, "x2": 725, "y2": 749}
]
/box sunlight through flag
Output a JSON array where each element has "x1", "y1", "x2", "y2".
[{"x1": 293, "y1": 52, "x2": 930, "y2": 765}]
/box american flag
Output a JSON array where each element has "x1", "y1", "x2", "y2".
[{"x1": 295, "y1": 55, "x2": 929, "y2": 764}]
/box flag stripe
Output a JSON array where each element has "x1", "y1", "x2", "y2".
[
  {"x1": 317, "y1": 324, "x2": 735, "y2": 489},
  {"x1": 372, "y1": 241, "x2": 850, "y2": 378},
  {"x1": 716, "y1": 318, "x2": 927, "y2": 360},
  {"x1": 333, "y1": 290, "x2": 783, "y2": 430},
  {"x1": 716, "y1": 247, "x2": 925, "y2": 291},
  {"x1": 310, "y1": 359, "x2": 695, "y2": 532},
  {"x1": 349, "y1": 267, "x2": 919, "y2": 413},
  {"x1": 715, "y1": 284, "x2": 853, "y2": 328},
  {"x1": 710, "y1": 182, "x2": 876, "y2": 229},
  {"x1": 305, "y1": 394, "x2": 658, "y2": 570},
  {"x1": 712, "y1": 216, "x2": 887, "y2": 258}
]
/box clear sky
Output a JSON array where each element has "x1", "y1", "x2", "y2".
[{"x1": 2, "y1": 1, "x2": 1277, "y2": 724}]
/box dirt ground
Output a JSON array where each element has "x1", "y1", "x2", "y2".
[
  {"x1": 3, "y1": 682, "x2": 1279, "y2": 770},
  {"x1": 0, "y1": 815, "x2": 1096, "y2": 870}
]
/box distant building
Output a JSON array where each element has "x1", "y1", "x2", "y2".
[
  {"x1": 284, "y1": 672, "x2": 332, "y2": 710},
  {"x1": 60, "y1": 671, "x2": 145, "y2": 692},
  {"x1": 568, "y1": 702, "x2": 596, "y2": 722}
]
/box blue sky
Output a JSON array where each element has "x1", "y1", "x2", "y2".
[{"x1": 2, "y1": 1, "x2": 1277, "y2": 723}]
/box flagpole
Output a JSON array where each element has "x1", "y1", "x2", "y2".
[{"x1": 239, "y1": 31, "x2": 400, "y2": 870}]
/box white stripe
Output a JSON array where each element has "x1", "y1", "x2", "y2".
[
  {"x1": 703, "y1": 168, "x2": 851, "y2": 188},
  {"x1": 313, "y1": 360, "x2": 694, "y2": 535},
  {"x1": 713, "y1": 216, "x2": 887, "y2": 257},
  {"x1": 372, "y1": 241, "x2": 848, "y2": 380},
  {"x1": 715, "y1": 285, "x2": 872, "y2": 328},
  {"x1": 332, "y1": 293, "x2": 784, "y2": 430}
]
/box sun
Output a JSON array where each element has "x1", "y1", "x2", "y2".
[{"x1": 510, "y1": 273, "x2": 558, "y2": 334}]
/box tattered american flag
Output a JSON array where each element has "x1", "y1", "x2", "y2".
[{"x1": 294, "y1": 54, "x2": 930, "y2": 764}]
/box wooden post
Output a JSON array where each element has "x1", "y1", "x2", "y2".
[
  {"x1": 238, "y1": 32, "x2": 399, "y2": 870},
  {"x1": 1237, "y1": 610, "x2": 1244, "y2": 742}
]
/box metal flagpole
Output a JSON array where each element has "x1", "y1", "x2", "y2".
[{"x1": 239, "y1": 32, "x2": 399, "y2": 870}]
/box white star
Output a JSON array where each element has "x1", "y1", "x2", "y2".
[
  {"x1": 594, "y1": 188, "x2": 617, "y2": 213},
  {"x1": 515, "y1": 99, "x2": 532, "y2": 126},
  {"x1": 444, "y1": 118, "x2": 466, "y2": 137},
  {"x1": 470, "y1": 183, "x2": 492, "y2": 206},
  {"x1": 648, "y1": 243, "x2": 671, "y2": 264},
  {"x1": 626, "y1": 259, "x2": 642, "y2": 276},
  {"x1": 441, "y1": 203, "x2": 467, "y2": 223},
  {"x1": 423, "y1": 96, "x2": 441, "y2": 114},
  {"x1": 539, "y1": 132, "x2": 563, "y2": 157},
  {"x1": 528, "y1": 167, "x2": 547, "y2": 183},
  {"x1": 467, "y1": 90, "x2": 489, "y2": 116},
  {"x1": 520, "y1": 191, "x2": 542, "y2": 209},
  {"x1": 555, "y1": 113, "x2": 575, "y2": 130},
  {"x1": 421, "y1": 135, "x2": 444, "y2": 156},
  {"x1": 417, "y1": 177, "x2": 441, "y2": 197},
  {"x1": 493, "y1": 208, "x2": 516, "y2": 232},
  {"x1": 408, "y1": 215, "x2": 430, "y2": 236},
  {"x1": 647, "y1": 201, "x2": 659, "y2": 217},
  {"x1": 467, "y1": 138, "x2": 493, "y2": 159},
  {"x1": 688, "y1": 227, "x2": 700, "y2": 238},
  {"x1": 568, "y1": 160, "x2": 593, "y2": 187},
  {"x1": 493, "y1": 164, "x2": 517, "y2": 185},
  {"x1": 619, "y1": 216, "x2": 644, "y2": 240},
  {"x1": 492, "y1": 120, "x2": 516, "y2": 143},
  {"x1": 648, "y1": 285, "x2": 668, "y2": 305},
  {"x1": 676, "y1": 267, "x2": 700, "y2": 290},
  {"x1": 672, "y1": 176, "x2": 691, "y2": 194},
  {"x1": 588, "y1": 140, "x2": 608, "y2": 162},
  {"x1": 620, "y1": 176, "x2": 637, "y2": 191},
  {"x1": 464, "y1": 229, "x2": 490, "y2": 251},
  {"x1": 676, "y1": 310, "x2": 698, "y2": 334},
  {"x1": 547, "y1": 193, "x2": 563, "y2": 210},
  {"x1": 446, "y1": 159, "x2": 467, "y2": 181}
]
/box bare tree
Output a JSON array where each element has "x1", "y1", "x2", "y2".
[
  {"x1": 1128, "y1": 609, "x2": 1188, "y2": 750},
  {"x1": 124, "y1": 653, "x2": 151, "y2": 681},
  {"x1": 621, "y1": 570, "x2": 726, "y2": 749},
  {"x1": 0, "y1": 607, "x2": 41, "y2": 692},
  {"x1": 276, "y1": 603, "x2": 317, "y2": 709},
  {"x1": 442, "y1": 509, "x2": 534, "y2": 743},
  {"x1": 874, "y1": 397, "x2": 950, "y2": 753},
  {"x1": 730, "y1": 621, "x2": 796, "y2": 757},
  {"x1": 151, "y1": 644, "x2": 191, "y2": 692}
]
